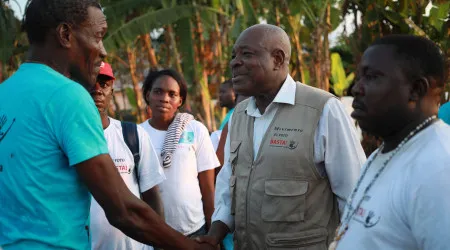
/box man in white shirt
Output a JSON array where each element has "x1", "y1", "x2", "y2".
[
  {"x1": 89, "y1": 62, "x2": 166, "y2": 250},
  {"x1": 196, "y1": 24, "x2": 366, "y2": 249},
  {"x1": 210, "y1": 130, "x2": 222, "y2": 152},
  {"x1": 330, "y1": 35, "x2": 450, "y2": 250}
]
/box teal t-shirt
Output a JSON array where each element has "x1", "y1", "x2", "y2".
[
  {"x1": 219, "y1": 108, "x2": 234, "y2": 130},
  {"x1": 0, "y1": 63, "x2": 109, "y2": 249},
  {"x1": 439, "y1": 102, "x2": 450, "y2": 125}
]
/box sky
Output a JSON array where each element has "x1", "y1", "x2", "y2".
[{"x1": 9, "y1": 0, "x2": 26, "y2": 18}]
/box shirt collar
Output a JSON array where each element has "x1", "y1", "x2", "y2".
[{"x1": 245, "y1": 74, "x2": 296, "y2": 116}]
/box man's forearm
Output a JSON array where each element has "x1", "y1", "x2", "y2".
[
  {"x1": 201, "y1": 191, "x2": 214, "y2": 229},
  {"x1": 203, "y1": 202, "x2": 214, "y2": 229},
  {"x1": 141, "y1": 187, "x2": 165, "y2": 250},
  {"x1": 142, "y1": 186, "x2": 165, "y2": 219},
  {"x1": 77, "y1": 155, "x2": 198, "y2": 249},
  {"x1": 208, "y1": 221, "x2": 231, "y2": 243},
  {"x1": 198, "y1": 170, "x2": 215, "y2": 229},
  {"x1": 108, "y1": 197, "x2": 196, "y2": 249}
]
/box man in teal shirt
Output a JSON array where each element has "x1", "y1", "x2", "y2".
[
  {"x1": 438, "y1": 101, "x2": 450, "y2": 124},
  {"x1": 0, "y1": 1, "x2": 212, "y2": 250},
  {"x1": 218, "y1": 80, "x2": 236, "y2": 130}
]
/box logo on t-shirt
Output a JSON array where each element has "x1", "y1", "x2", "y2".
[
  {"x1": 0, "y1": 113, "x2": 15, "y2": 142},
  {"x1": 114, "y1": 158, "x2": 131, "y2": 174},
  {"x1": 179, "y1": 132, "x2": 194, "y2": 144},
  {"x1": 353, "y1": 195, "x2": 381, "y2": 228}
]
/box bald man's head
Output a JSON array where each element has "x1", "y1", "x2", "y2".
[
  {"x1": 230, "y1": 24, "x2": 292, "y2": 97},
  {"x1": 240, "y1": 24, "x2": 292, "y2": 65}
]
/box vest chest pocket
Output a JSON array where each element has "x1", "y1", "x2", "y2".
[
  {"x1": 261, "y1": 179, "x2": 308, "y2": 222},
  {"x1": 229, "y1": 140, "x2": 242, "y2": 172}
]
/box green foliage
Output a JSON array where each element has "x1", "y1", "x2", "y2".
[
  {"x1": 175, "y1": 18, "x2": 196, "y2": 84},
  {"x1": 125, "y1": 87, "x2": 137, "y2": 108},
  {"x1": 429, "y1": 2, "x2": 450, "y2": 32},
  {"x1": 0, "y1": 2, "x2": 20, "y2": 63},
  {"x1": 103, "y1": 5, "x2": 225, "y2": 51},
  {"x1": 241, "y1": 0, "x2": 258, "y2": 25},
  {"x1": 330, "y1": 53, "x2": 354, "y2": 97},
  {"x1": 338, "y1": 0, "x2": 449, "y2": 91}
]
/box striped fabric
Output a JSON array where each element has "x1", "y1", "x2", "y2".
[{"x1": 161, "y1": 112, "x2": 194, "y2": 168}]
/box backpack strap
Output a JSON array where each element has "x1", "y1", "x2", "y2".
[{"x1": 121, "y1": 121, "x2": 141, "y2": 185}]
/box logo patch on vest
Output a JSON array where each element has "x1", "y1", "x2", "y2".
[{"x1": 269, "y1": 127, "x2": 302, "y2": 150}]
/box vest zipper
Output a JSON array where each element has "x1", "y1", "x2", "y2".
[{"x1": 245, "y1": 161, "x2": 255, "y2": 246}]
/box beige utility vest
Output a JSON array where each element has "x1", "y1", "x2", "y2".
[{"x1": 229, "y1": 82, "x2": 340, "y2": 249}]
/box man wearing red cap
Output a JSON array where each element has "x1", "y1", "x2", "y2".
[{"x1": 89, "y1": 62, "x2": 166, "y2": 250}]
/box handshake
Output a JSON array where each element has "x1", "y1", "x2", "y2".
[{"x1": 191, "y1": 235, "x2": 221, "y2": 250}]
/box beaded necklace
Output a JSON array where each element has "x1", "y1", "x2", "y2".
[{"x1": 328, "y1": 116, "x2": 437, "y2": 250}]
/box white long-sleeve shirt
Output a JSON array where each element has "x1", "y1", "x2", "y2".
[{"x1": 212, "y1": 75, "x2": 366, "y2": 231}]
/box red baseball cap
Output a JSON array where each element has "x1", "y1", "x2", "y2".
[{"x1": 99, "y1": 62, "x2": 115, "y2": 80}]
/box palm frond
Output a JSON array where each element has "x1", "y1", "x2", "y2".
[{"x1": 103, "y1": 5, "x2": 226, "y2": 52}]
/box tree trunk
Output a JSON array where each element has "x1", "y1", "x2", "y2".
[
  {"x1": 166, "y1": 25, "x2": 183, "y2": 73},
  {"x1": 111, "y1": 93, "x2": 122, "y2": 120},
  {"x1": 312, "y1": 27, "x2": 323, "y2": 89},
  {"x1": 292, "y1": 31, "x2": 306, "y2": 84},
  {"x1": 163, "y1": 30, "x2": 172, "y2": 68},
  {"x1": 275, "y1": 6, "x2": 281, "y2": 26},
  {"x1": 323, "y1": 3, "x2": 331, "y2": 92},
  {"x1": 127, "y1": 46, "x2": 144, "y2": 123},
  {"x1": 414, "y1": 1, "x2": 424, "y2": 26},
  {"x1": 194, "y1": 10, "x2": 205, "y2": 66},
  {"x1": 193, "y1": 9, "x2": 213, "y2": 131},
  {"x1": 210, "y1": 101, "x2": 217, "y2": 131},
  {"x1": 213, "y1": 17, "x2": 224, "y2": 84},
  {"x1": 141, "y1": 33, "x2": 159, "y2": 69},
  {"x1": 283, "y1": 2, "x2": 306, "y2": 84},
  {"x1": 199, "y1": 70, "x2": 213, "y2": 131}
]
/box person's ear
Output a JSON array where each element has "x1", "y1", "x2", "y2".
[
  {"x1": 410, "y1": 77, "x2": 429, "y2": 102},
  {"x1": 56, "y1": 23, "x2": 72, "y2": 49},
  {"x1": 272, "y1": 49, "x2": 286, "y2": 70}
]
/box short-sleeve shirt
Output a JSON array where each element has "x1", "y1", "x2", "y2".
[
  {"x1": 140, "y1": 119, "x2": 220, "y2": 235},
  {"x1": 438, "y1": 102, "x2": 450, "y2": 125},
  {"x1": 336, "y1": 121, "x2": 450, "y2": 250},
  {"x1": 0, "y1": 63, "x2": 109, "y2": 250},
  {"x1": 90, "y1": 118, "x2": 165, "y2": 250}
]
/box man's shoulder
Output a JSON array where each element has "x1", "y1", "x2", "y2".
[
  {"x1": 113, "y1": 119, "x2": 147, "y2": 140},
  {"x1": 441, "y1": 101, "x2": 450, "y2": 109},
  {"x1": 24, "y1": 63, "x2": 81, "y2": 89},
  {"x1": 406, "y1": 123, "x2": 450, "y2": 174},
  {"x1": 185, "y1": 119, "x2": 207, "y2": 131},
  {"x1": 136, "y1": 122, "x2": 150, "y2": 140},
  {"x1": 294, "y1": 82, "x2": 335, "y2": 108},
  {"x1": 439, "y1": 102, "x2": 450, "y2": 115},
  {"x1": 3, "y1": 63, "x2": 86, "y2": 102},
  {"x1": 234, "y1": 98, "x2": 251, "y2": 113},
  {"x1": 183, "y1": 119, "x2": 209, "y2": 141}
]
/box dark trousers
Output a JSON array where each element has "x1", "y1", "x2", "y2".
[{"x1": 187, "y1": 224, "x2": 207, "y2": 237}]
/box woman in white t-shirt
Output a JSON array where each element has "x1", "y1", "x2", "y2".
[{"x1": 140, "y1": 69, "x2": 220, "y2": 237}]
